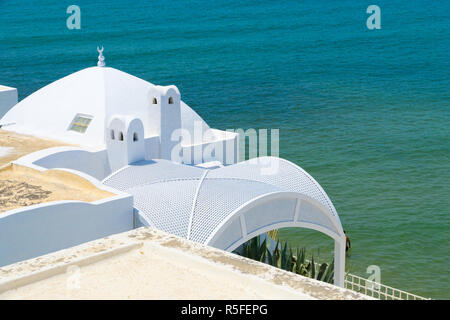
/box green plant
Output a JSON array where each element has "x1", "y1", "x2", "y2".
[
  {"x1": 235, "y1": 236, "x2": 335, "y2": 284},
  {"x1": 242, "y1": 236, "x2": 267, "y2": 262}
]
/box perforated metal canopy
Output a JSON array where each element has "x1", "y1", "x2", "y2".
[{"x1": 103, "y1": 156, "x2": 347, "y2": 286}]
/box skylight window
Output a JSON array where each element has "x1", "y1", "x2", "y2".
[{"x1": 69, "y1": 114, "x2": 92, "y2": 133}]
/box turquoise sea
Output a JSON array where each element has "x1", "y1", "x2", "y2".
[{"x1": 0, "y1": 0, "x2": 449, "y2": 298}]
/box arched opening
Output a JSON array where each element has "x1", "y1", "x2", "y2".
[
  {"x1": 205, "y1": 192, "x2": 346, "y2": 287},
  {"x1": 119, "y1": 132, "x2": 124, "y2": 141},
  {"x1": 275, "y1": 227, "x2": 336, "y2": 263},
  {"x1": 152, "y1": 97, "x2": 158, "y2": 104},
  {"x1": 168, "y1": 97, "x2": 174, "y2": 104},
  {"x1": 110, "y1": 130, "x2": 115, "y2": 140},
  {"x1": 234, "y1": 227, "x2": 337, "y2": 284},
  {"x1": 133, "y1": 132, "x2": 138, "y2": 142}
]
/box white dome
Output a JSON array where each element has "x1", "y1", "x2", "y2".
[{"x1": 1, "y1": 67, "x2": 211, "y2": 148}]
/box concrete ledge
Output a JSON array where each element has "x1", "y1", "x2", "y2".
[
  {"x1": 0, "y1": 243, "x2": 140, "y2": 294},
  {"x1": 0, "y1": 228, "x2": 373, "y2": 300}
]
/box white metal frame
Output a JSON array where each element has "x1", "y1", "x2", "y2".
[
  {"x1": 102, "y1": 157, "x2": 347, "y2": 287},
  {"x1": 206, "y1": 192, "x2": 346, "y2": 287}
]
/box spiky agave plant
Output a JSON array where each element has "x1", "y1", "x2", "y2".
[
  {"x1": 242, "y1": 236, "x2": 267, "y2": 262},
  {"x1": 236, "y1": 237, "x2": 335, "y2": 284},
  {"x1": 319, "y1": 259, "x2": 334, "y2": 283},
  {"x1": 266, "y1": 240, "x2": 279, "y2": 267},
  {"x1": 297, "y1": 252, "x2": 334, "y2": 284}
]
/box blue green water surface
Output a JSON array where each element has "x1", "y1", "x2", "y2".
[{"x1": 0, "y1": 0, "x2": 448, "y2": 298}]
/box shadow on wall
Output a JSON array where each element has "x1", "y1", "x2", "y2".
[
  {"x1": 33, "y1": 149, "x2": 112, "y2": 181},
  {"x1": 0, "y1": 194, "x2": 133, "y2": 267}
]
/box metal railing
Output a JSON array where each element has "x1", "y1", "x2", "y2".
[
  {"x1": 344, "y1": 273, "x2": 430, "y2": 300},
  {"x1": 306, "y1": 259, "x2": 430, "y2": 300},
  {"x1": 264, "y1": 232, "x2": 430, "y2": 300}
]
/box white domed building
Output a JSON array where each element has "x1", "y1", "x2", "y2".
[
  {"x1": 0, "y1": 50, "x2": 347, "y2": 287},
  {"x1": 2, "y1": 64, "x2": 237, "y2": 171}
]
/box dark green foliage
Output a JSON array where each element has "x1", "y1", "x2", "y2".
[
  {"x1": 237, "y1": 237, "x2": 334, "y2": 284},
  {"x1": 243, "y1": 236, "x2": 267, "y2": 262}
]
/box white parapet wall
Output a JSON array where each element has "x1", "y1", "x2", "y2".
[
  {"x1": 15, "y1": 146, "x2": 112, "y2": 181},
  {"x1": 0, "y1": 228, "x2": 373, "y2": 299},
  {"x1": 0, "y1": 85, "x2": 18, "y2": 119},
  {"x1": 0, "y1": 194, "x2": 134, "y2": 267}
]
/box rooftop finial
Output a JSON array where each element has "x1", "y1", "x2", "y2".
[{"x1": 97, "y1": 46, "x2": 105, "y2": 67}]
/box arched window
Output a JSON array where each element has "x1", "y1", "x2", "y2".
[
  {"x1": 110, "y1": 130, "x2": 115, "y2": 140},
  {"x1": 152, "y1": 97, "x2": 158, "y2": 104},
  {"x1": 119, "y1": 132, "x2": 124, "y2": 141},
  {"x1": 133, "y1": 132, "x2": 138, "y2": 142},
  {"x1": 168, "y1": 97, "x2": 174, "y2": 104}
]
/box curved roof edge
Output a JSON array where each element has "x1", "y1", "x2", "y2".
[
  {"x1": 1, "y1": 66, "x2": 213, "y2": 148},
  {"x1": 206, "y1": 191, "x2": 344, "y2": 251}
]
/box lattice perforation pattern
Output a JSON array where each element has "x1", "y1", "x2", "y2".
[{"x1": 103, "y1": 157, "x2": 340, "y2": 245}]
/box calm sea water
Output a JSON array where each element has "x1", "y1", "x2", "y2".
[{"x1": 1, "y1": 0, "x2": 449, "y2": 298}]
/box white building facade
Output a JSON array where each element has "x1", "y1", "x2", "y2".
[{"x1": 0, "y1": 52, "x2": 346, "y2": 287}]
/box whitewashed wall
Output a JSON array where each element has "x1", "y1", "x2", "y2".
[
  {"x1": 28, "y1": 148, "x2": 111, "y2": 181},
  {"x1": 0, "y1": 195, "x2": 133, "y2": 267},
  {"x1": 181, "y1": 129, "x2": 239, "y2": 165}
]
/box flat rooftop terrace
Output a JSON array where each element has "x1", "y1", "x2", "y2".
[
  {"x1": 0, "y1": 130, "x2": 113, "y2": 213},
  {"x1": 0, "y1": 164, "x2": 114, "y2": 213},
  {"x1": 0, "y1": 129, "x2": 69, "y2": 168},
  {"x1": 0, "y1": 228, "x2": 372, "y2": 300}
]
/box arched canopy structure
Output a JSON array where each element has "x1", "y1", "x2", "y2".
[{"x1": 103, "y1": 157, "x2": 346, "y2": 286}]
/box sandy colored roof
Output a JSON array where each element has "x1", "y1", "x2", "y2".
[
  {"x1": 0, "y1": 129, "x2": 114, "y2": 213},
  {"x1": 0, "y1": 227, "x2": 372, "y2": 300},
  {"x1": 0, "y1": 164, "x2": 114, "y2": 213},
  {"x1": 0, "y1": 129, "x2": 70, "y2": 168}
]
